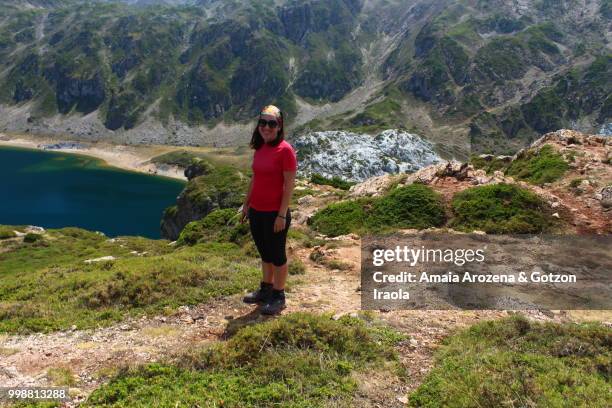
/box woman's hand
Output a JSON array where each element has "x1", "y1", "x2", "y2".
[
  {"x1": 273, "y1": 215, "x2": 286, "y2": 233},
  {"x1": 239, "y1": 204, "x2": 249, "y2": 224}
]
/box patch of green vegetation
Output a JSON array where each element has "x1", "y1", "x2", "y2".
[
  {"x1": 177, "y1": 208, "x2": 248, "y2": 246},
  {"x1": 450, "y1": 183, "x2": 556, "y2": 233},
  {"x1": 366, "y1": 184, "x2": 447, "y2": 231},
  {"x1": 309, "y1": 199, "x2": 370, "y2": 237},
  {"x1": 469, "y1": 155, "x2": 509, "y2": 174},
  {"x1": 569, "y1": 178, "x2": 584, "y2": 188},
  {"x1": 23, "y1": 233, "x2": 43, "y2": 243},
  {"x1": 287, "y1": 228, "x2": 326, "y2": 248},
  {"x1": 525, "y1": 24, "x2": 561, "y2": 55},
  {"x1": 506, "y1": 145, "x2": 569, "y2": 185},
  {"x1": 288, "y1": 258, "x2": 306, "y2": 275},
  {"x1": 474, "y1": 37, "x2": 528, "y2": 81},
  {"x1": 0, "y1": 226, "x2": 259, "y2": 334},
  {"x1": 522, "y1": 55, "x2": 610, "y2": 135},
  {"x1": 410, "y1": 315, "x2": 612, "y2": 408},
  {"x1": 521, "y1": 87, "x2": 566, "y2": 133},
  {"x1": 469, "y1": 104, "x2": 541, "y2": 155},
  {"x1": 47, "y1": 367, "x2": 77, "y2": 387},
  {"x1": 150, "y1": 150, "x2": 213, "y2": 169},
  {"x1": 447, "y1": 93, "x2": 483, "y2": 119},
  {"x1": 477, "y1": 14, "x2": 525, "y2": 34},
  {"x1": 310, "y1": 173, "x2": 355, "y2": 190},
  {"x1": 470, "y1": 55, "x2": 610, "y2": 154},
  {"x1": 340, "y1": 95, "x2": 405, "y2": 132},
  {"x1": 162, "y1": 204, "x2": 178, "y2": 219},
  {"x1": 405, "y1": 47, "x2": 455, "y2": 104},
  {"x1": 293, "y1": 23, "x2": 363, "y2": 103},
  {"x1": 0, "y1": 226, "x2": 17, "y2": 239},
  {"x1": 85, "y1": 312, "x2": 406, "y2": 407},
  {"x1": 325, "y1": 259, "x2": 352, "y2": 271},
  {"x1": 180, "y1": 163, "x2": 248, "y2": 215},
  {"x1": 309, "y1": 184, "x2": 446, "y2": 237}
]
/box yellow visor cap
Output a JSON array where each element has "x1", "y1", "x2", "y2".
[{"x1": 260, "y1": 105, "x2": 281, "y2": 118}]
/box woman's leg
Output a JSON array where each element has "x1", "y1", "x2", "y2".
[
  {"x1": 273, "y1": 263, "x2": 288, "y2": 290},
  {"x1": 262, "y1": 209, "x2": 291, "y2": 314},
  {"x1": 244, "y1": 207, "x2": 275, "y2": 304},
  {"x1": 272, "y1": 208, "x2": 291, "y2": 289},
  {"x1": 262, "y1": 261, "x2": 275, "y2": 284}
]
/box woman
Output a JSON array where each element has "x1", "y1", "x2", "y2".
[{"x1": 240, "y1": 104, "x2": 297, "y2": 315}]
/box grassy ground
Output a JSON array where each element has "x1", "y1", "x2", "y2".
[
  {"x1": 150, "y1": 146, "x2": 252, "y2": 171},
  {"x1": 410, "y1": 315, "x2": 612, "y2": 407},
  {"x1": 0, "y1": 226, "x2": 260, "y2": 334},
  {"x1": 10, "y1": 314, "x2": 610, "y2": 408},
  {"x1": 506, "y1": 145, "x2": 570, "y2": 185},
  {"x1": 470, "y1": 144, "x2": 570, "y2": 186},
  {"x1": 82, "y1": 312, "x2": 406, "y2": 407}
]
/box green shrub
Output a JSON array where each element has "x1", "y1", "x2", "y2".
[
  {"x1": 47, "y1": 367, "x2": 76, "y2": 386},
  {"x1": 450, "y1": 183, "x2": 555, "y2": 233},
  {"x1": 288, "y1": 258, "x2": 306, "y2": 275},
  {"x1": 309, "y1": 185, "x2": 446, "y2": 237},
  {"x1": 310, "y1": 173, "x2": 355, "y2": 190},
  {"x1": 177, "y1": 208, "x2": 248, "y2": 246},
  {"x1": 0, "y1": 227, "x2": 16, "y2": 239},
  {"x1": 85, "y1": 313, "x2": 406, "y2": 407},
  {"x1": 162, "y1": 205, "x2": 178, "y2": 218},
  {"x1": 366, "y1": 184, "x2": 447, "y2": 231},
  {"x1": 325, "y1": 259, "x2": 352, "y2": 271},
  {"x1": 23, "y1": 233, "x2": 42, "y2": 243},
  {"x1": 569, "y1": 178, "x2": 583, "y2": 188},
  {"x1": 469, "y1": 155, "x2": 509, "y2": 174},
  {"x1": 287, "y1": 228, "x2": 326, "y2": 248},
  {"x1": 506, "y1": 145, "x2": 569, "y2": 185},
  {"x1": 410, "y1": 316, "x2": 612, "y2": 408},
  {"x1": 309, "y1": 198, "x2": 370, "y2": 237},
  {"x1": 182, "y1": 164, "x2": 247, "y2": 210}
]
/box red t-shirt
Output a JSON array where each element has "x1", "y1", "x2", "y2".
[{"x1": 249, "y1": 140, "x2": 298, "y2": 211}]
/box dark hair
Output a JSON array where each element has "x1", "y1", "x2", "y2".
[{"x1": 249, "y1": 110, "x2": 285, "y2": 150}]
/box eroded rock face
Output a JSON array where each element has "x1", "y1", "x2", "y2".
[{"x1": 51, "y1": 71, "x2": 106, "y2": 115}]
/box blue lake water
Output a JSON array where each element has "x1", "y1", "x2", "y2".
[{"x1": 0, "y1": 145, "x2": 186, "y2": 238}]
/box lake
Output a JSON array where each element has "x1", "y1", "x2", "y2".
[{"x1": 0, "y1": 145, "x2": 186, "y2": 239}]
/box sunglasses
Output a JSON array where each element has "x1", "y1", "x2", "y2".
[{"x1": 258, "y1": 118, "x2": 279, "y2": 128}]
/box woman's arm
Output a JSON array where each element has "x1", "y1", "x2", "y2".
[
  {"x1": 274, "y1": 170, "x2": 296, "y2": 232},
  {"x1": 240, "y1": 176, "x2": 255, "y2": 223}
]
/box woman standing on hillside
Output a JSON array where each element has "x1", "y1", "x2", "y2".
[{"x1": 240, "y1": 105, "x2": 297, "y2": 315}]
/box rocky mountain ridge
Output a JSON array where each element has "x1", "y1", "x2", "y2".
[{"x1": 0, "y1": 0, "x2": 609, "y2": 153}]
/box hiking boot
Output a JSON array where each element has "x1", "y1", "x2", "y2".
[
  {"x1": 261, "y1": 289, "x2": 286, "y2": 315},
  {"x1": 243, "y1": 281, "x2": 273, "y2": 304}
]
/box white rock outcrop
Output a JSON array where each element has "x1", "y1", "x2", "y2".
[{"x1": 293, "y1": 129, "x2": 441, "y2": 182}]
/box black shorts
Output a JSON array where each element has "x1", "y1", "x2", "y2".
[{"x1": 248, "y1": 206, "x2": 291, "y2": 266}]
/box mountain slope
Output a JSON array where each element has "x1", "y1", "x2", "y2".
[{"x1": 0, "y1": 0, "x2": 609, "y2": 153}]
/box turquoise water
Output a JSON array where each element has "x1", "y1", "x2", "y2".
[{"x1": 0, "y1": 145, "x2": 186, "y2": 238}]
